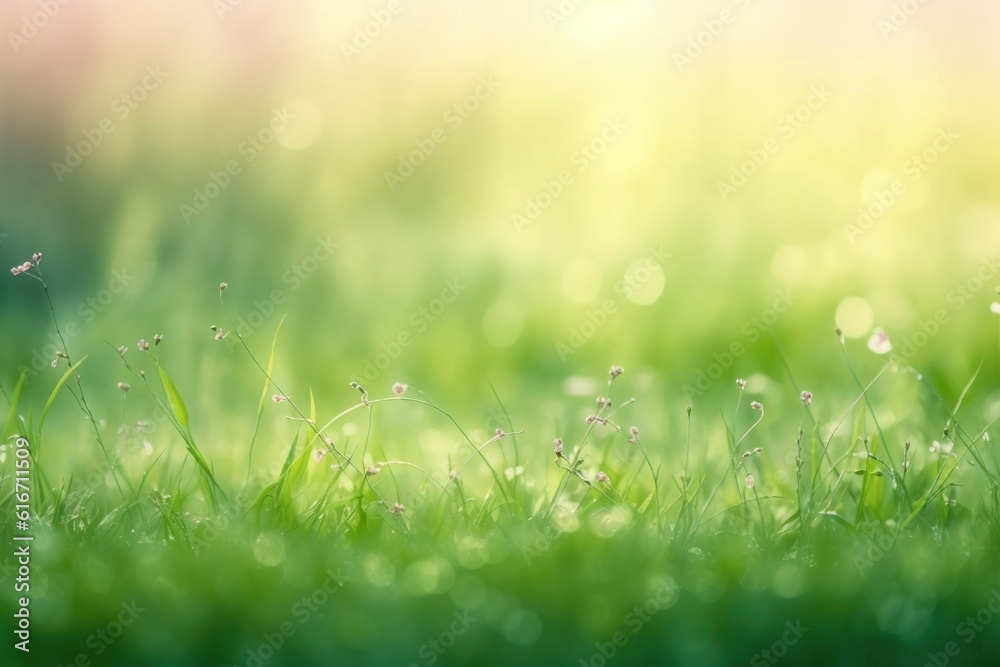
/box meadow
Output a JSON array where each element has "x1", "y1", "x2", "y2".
[{"x1": 3, "y1": 1, "x2": 1000, "y2": 666}]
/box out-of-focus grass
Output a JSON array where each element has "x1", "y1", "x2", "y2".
[
  {"x1": 3, "y1": 267, "x2": 1000, "y2": 666},
  {"x1": 4, "y1": 1, "x2": 1000, "y2": 665}
]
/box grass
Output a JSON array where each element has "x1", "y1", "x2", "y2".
[{"x1": 4, "y1": 256, "x2": 1000, "y2": 667}]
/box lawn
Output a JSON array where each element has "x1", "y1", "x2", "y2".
[{"x1": 3, "y1": 2, "x2": 1000, "y2": 666}]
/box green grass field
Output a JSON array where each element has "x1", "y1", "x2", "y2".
[
  {"x1": 4, "y1": 261, "x2": 1000, "y2": 666},
  {"x1": 4, "y1": 1, "x2": 1000, "y2": 665}
]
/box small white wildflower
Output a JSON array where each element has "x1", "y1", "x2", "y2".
[{"x1": 867, "y1": 327, "x2": 892, "y2": 355}]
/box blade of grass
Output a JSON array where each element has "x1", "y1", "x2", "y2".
[{"x1": 247, "y1": 315, "x2": 286, "y2": 483}]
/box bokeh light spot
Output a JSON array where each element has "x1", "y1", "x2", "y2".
[
  {"x1": 502, "y1": 609, "x2": 543, "y2": 646},
  {"x1": 836, "y1": 297, "x2": 874, "y2": 339},
  {"x1": 252, "y1": 532, "x2": 287, "y2": 567},
  {"x1": 622, "y1": 259, "x2": 665, "y2": 305},
  {"x1": 362, "y1": 553, "x2": 396, "y2": 588},
  {"x1": 561, "y1": 258, "x2": 602, "y2": 303},
  {"x1": 404, "y1": 557, "x2": 455, "y2": 596},
  {"x1": 482, "y1": 302, "x2": 524, "y2": 348},
  {"x1": 770, "y1": 244, "x2": 809, "y2": 284}
]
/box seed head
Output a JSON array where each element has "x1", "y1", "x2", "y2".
[
  {"x1": 118, "y1": 382, "x2": 130, "y2": 393},
  {"x1": 153, "y1": 334, "x2": 163, "y2": 346},
  {"x1": 313, "y1": 449, "x2": 326, "y2": 462},
  {"x1": 366, "y1": 465, "x2": 382, "y2": 477},
  {"x1": 495, "y1": 428, "x2": 505, "y2": 438},
  {"x1": 219, "y1": 282, "x2": 228, "y2": 292},
  {"x1": 595, "y1": 471, "x2": 610, "y2": 484},
  {"x1": 800, "y1": 390, "x2": 813, "y2": 406},
  {"x1": 390, "y1": 502, "x2": 406, "y2": 515},
  {"x1": 610, "y1": 365, "x2": 624, "y2": 378},
  {"x1": 596, "y1": 396, "x2": 611, "y2": 408},
  {"x1": 137, "y1": 339, "x2": 150, "y2": 351},
  {"x1": 629, "y1": 426, "x2": 639, "y2": 437},
  {"x1": 750, "y1": 401, "x2": 763, "y2": 411},
  {"x1": 736, "y1": 378, "x2": 747, "y2": 391},
  {"x1": 392, "y1": 382, "x2": 407, "y2": 396},
  {"x1": 32, "y1": 252, "x2": 42, "y2": 264},
  {"x1": 745, "y1": 474, "x2": 755, "y2": 489},
  {"x1": 553, "y1": 438, "x2": 564, "y2": 456},
  {"x1": 117, "y1": 346, "x2": 127, "y2": 355},
  {"x1": 272, "y1": 394, "x2": 287, "y2": 403}
]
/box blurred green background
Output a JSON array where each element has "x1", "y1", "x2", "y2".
[
  {"x1": 4, "y1": 2, "x2": 1000, "y2": 666},
  {"x1": 0, "y1": 0, "x2": 999, "y2": 490},
  {"x1": 4, "y1": 1, "x2": 1000, "y2": 407}
]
